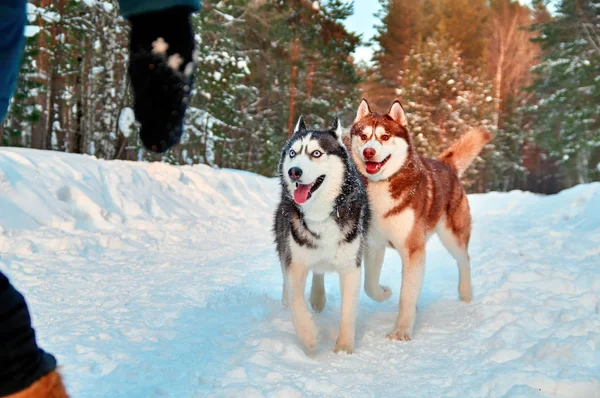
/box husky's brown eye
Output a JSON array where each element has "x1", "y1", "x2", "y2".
[
  {"x1": 360, "y1": 134, "x2": 368, "y2": 141},
  {"x1": 381, "y1": 135, "x2": 390, "y2": 141},
  {"x1": 312, "y1": 150, "x2": 322, "y2": 158}
]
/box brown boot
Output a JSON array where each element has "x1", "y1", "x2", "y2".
[{"x1": 3, "y1": 371, "x2": 68, "y2": 398}]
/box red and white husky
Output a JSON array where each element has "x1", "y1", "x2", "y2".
[{"x1": 347, "y1": 98, "x2": 493, "y2": 341}]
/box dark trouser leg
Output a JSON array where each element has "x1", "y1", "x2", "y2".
[{"x1": 0, "y1": 272, "x2": 59, "y2": 396}]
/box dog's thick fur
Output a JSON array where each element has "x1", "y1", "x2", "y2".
[
  {"x1": 347, "y1": 98, "x2": 493, "y2": 341},
  {"x1": 3, "y1": 371, "x2": 68, "y2": 398},
  {"x1": 274, "y1": 117, "x2": 369, "y2": 353}
]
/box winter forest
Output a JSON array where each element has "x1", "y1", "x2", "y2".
[{"x1": 2, "y1": 0, "x2": 599, "y2": 193}]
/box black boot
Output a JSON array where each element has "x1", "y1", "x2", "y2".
[{"x1": 128, "y1": 6, "x2": 197, "y2": 153}]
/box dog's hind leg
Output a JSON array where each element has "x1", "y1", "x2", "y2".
[
  {"x1": 364, "y1": 243, "x2": 392, "y2": 302},
  {"x1": 310, "y1": 273, "x2": 326, "y2": 313},
  {"x1": 437, "y1": 217, "x2": 473, "y2": 303},
  {"x1": 334, "y1": 267, "x2": 361, "y2": 354},
  {"x1": 287, "y1": 264, "x2": 317, "y2": 349}
]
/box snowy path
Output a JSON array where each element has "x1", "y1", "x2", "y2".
[{"x1": 0, "y1": 148, "x2": 598, "y2": 397}]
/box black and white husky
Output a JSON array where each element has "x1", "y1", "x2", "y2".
[{"x1": 273, "y1": 116, "x2": 370, "y2": 354}]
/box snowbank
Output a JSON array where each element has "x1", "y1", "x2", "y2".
[
  {"x1": 0, "y1": 147, "x2": 276, "y2": 234},
  {"x1": 0, "y1": 148, "x2": 598, "y2": 397}
]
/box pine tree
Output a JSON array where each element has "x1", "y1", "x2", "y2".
[
  {"x1": 0, "y1": 1, "x2": 357, "y2": 179},
  {"x1": 480, "y1": 0, "x2": 542, "y2": 191},
  {"x1": 437, "y1": 0, "x2": 489, "y2": 64},
  {"x1": 12, "y1": 0, "x2": 130, "y2": 156},
  {"x1": 528, "y1": 0, "x2": 600, "y2": 184},
  {"x1": 367, "y1": 0, "x2": 423, "y2": 110},
  {"x1": 487, "y1": 0, "x2": 540, "y2": 127},
  {"x1": 396, "y1": 36, "x2": 497, "y2": 190},
  {"x1": 173, "y1": 0, "x2": 360, "y2": 174},
  {"x1": 177, "y1": 0, "x2": 252, "y2": 167},
  {"x1": 366, "y1": 0, "x2": 490, "y2": 112}
]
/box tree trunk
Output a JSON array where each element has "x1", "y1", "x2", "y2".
[
  {"x1": 493, "y1": 11, "x2": 518, "y2": 128},
  {"x1": 45, "y1": 0, "x2": 65, "y2": 150},
  {"x1": 306, "y1": 59, "x2": 315, "y2": 99},
  {"x1": 45, "y1": 68, "x2": 57, "y2": 150},
  {"x1": 72, "y1": 55, "x2": 84, "y2": 154},
  {"x1": 287, "y1": 37, "x2": 299, "y2": 138},
  {"x1": 493, "y1": 43, "x2": 503, "y2": 128}
]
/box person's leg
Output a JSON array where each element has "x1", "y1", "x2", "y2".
[
  {"x1": 120, "y1": 1, "x2": 201, "y2": 153},
  {"x1": 0, "y1": 0, "x2": 26, "y2": 122},
  {"x1": 0, "y1": 3, "x2": 65, "y2": 395},
  {"x1": 0, "y1": 272, "x2": 67, "y2": 397}
]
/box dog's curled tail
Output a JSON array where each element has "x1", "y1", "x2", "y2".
[{"x1": 438, "y1": 127, "x2": 494, "y2": 177}]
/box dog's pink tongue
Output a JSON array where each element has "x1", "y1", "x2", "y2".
[
  {"x1": 294, "y1": 184, "x2": 312, "y2": 205},
  {"x1": 365, "y1": 162, "x2": 382, "y2": 174}
]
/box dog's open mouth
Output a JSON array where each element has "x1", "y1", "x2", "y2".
[
  {"x1": 365, "y1": 155, "x2": 391, "y2": 174},
  {"x1": 293, "y1": 175, "x2": 326, "y2": 205}
]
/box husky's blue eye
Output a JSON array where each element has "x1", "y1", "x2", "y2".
[
  {"x1": 312, "y1": 150, "x2": 322, "y2": 158},
  {"x1": 289, "y1": 149, "x2": 296, "y2": 158}
]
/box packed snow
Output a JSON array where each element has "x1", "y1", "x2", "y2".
[{"x1": 0, "y1": 148, "x2": 598, "y2": 397}]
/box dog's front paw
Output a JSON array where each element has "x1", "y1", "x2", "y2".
[
  {"x1": 333, "y1": 339, "x2": 354, "y2": 354},
  {"x1": 333, "y1": 342, "x2": 354, "y2": 354},
  {"x1": 296, "y1": 320, "x2": 318, "y2": 349},
  {"x1": 366, "y1": 284, "x2": 392, "y2": 302},
  {"x1": 386, "y1": 326, "x2": 413, "y2": 341}
]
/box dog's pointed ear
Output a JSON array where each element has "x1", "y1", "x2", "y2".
[
  {"x1": 354, "y1": 98, "x2": 371, "y2": 123},
  {"x1": 330, "y1": 117, "x2": 344, "y2": 144},
  {"x1": 388, "y1": 100, "x2": 407, "y2": 128},
  {"x1": 294, "y1": 115, "x2": 307, "y2": 133}
]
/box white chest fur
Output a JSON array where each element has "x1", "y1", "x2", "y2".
[
  {"x1": 367, "y1": 181, "x2": 415, "y2": 247},
  {"x1": 290, "y1": 216, "x2": 360, "y2": 273}
]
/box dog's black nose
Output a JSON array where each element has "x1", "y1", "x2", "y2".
[{"x1": 288, "y1": 167, "x2": 303, "y2": 180}]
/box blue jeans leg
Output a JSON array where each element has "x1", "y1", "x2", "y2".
[{"x1": 0, "y1": 0, "x2": 27, "y2": 122}]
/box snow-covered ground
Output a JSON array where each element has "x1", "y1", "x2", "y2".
[{"x1": 0, "y1": 148, "x2": 598, "y2": 398}]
